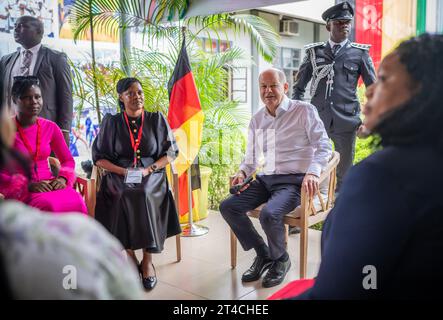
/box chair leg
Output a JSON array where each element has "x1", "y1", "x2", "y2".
[
  {"x1": 230, "y1": 229, "x2": 237, "y2": 269},
  {"x1": 299, "y1": 225, "x2": 308, "y2": 279},
  {"x1": 90, "y1": 178, "x2": 96, "y2": 218},
  {"x1": 176, "y1": 235, "x2": 181, "y2": 262}
]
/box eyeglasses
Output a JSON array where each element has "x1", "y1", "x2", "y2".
[{"x1": 13, "y1": 76, "x2": 40, "y2": 85}]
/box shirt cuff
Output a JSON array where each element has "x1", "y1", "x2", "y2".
[
  {"x1": 306, "y1": 163, "x2": 322, "y2": 178},
  {"x1": 238, "y1": 164, "x2": 253, "y2": 178}
]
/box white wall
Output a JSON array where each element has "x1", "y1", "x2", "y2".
[
  {"x1": 426, "y1": 0, "x2": 438, "y2": 32},
  {"x1": 438, "y1": 0, "x2": 443, "y2": 32}
]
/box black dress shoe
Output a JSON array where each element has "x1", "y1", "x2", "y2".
[
  {"x1": 140, "y1": 263, "x2": 157, "y2": 290},
  {"x1": 288, "y1": 226, "x2": 301, "y2": 235},
  {"x1": 242, "y1": 256, "x2": 273, "y2": 282},
  {"x1": 262, "y1": 258, "x2": 291, "y2": 288}
]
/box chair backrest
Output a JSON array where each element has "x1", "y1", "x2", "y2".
[
  {"x1": 91, "y1": 165, "x2": 103, "y2": 193},
  {"x1": 299, "y1": 150, "x2": 340, "y2": 226},
  {"x1": 87, "y1": 165, "x2": 107, "y2": 217},
  {"x1": 241, "y1": 151, "x2": 340, "y2": 226},
  {"x1": 73, "y1": 177, "x2": 94, "y2": 217}
]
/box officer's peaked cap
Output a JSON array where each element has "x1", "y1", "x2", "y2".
[{"x1": 322, "y1": 1, "x2": 354, "y2": 22}]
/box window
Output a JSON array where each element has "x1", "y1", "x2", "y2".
[
  {"x1": 230, "y1": 67, "x2": 247, "y2": 103},
  {"x1": 274, "y1": 47, "x2": 302, "y2": 98},
  {"x1": 274, "y1": 47, "x2": 301, "y2": 70},
  {"x1": 197, "y1": 38, "x2": 245, "y2": 103},
  {"x1": 197, "y1": 38, "x2": 245, "y2": 102}
]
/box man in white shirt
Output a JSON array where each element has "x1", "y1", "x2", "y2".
[{"x1": 220, "y1": 68, "x2": 332, "y2": 288}]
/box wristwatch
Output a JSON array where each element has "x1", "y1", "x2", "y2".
[{"x1": 150, "y1": 164, "x2": 158, "y2": 172}]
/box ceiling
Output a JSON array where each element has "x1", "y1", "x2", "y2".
[{"x1": 184, "y1": 0, "x2": 307, "y2": 17}]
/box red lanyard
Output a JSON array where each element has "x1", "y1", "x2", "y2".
[
  {"x1": 15, "y1": 117, "x2": 41, "y2": 174},
  {"x1": 123, "y1": 111, "x2": 144, "y2": 167}
]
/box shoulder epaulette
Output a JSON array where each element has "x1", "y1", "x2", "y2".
[
  {"x1": 304, "y1": 42, "x2": 326, "y2": 50},
  {"x1": 350, "y1": 42, "x2": 371, "y2": 50}
]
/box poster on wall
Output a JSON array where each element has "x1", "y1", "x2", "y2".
[{"x1": 0, "y1": 0, "x2": 56, "y2": 37}]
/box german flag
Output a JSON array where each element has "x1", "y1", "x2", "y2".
[{"x1": 167, "y1": 35, "x2": 204, "y2": 217}]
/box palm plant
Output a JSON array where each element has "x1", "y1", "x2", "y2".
[
  {"x1": 69, "y1": 0, "x2": 279, "y2": 120},
  {"x1": 70, "y1": 0, "x2": 278, "y2": 60},
  {"x1": 71, "y1": 42, "x2": 250, "y2": 208},
  {"x1": 70, "y1": 58, "x2": 127, "y2": 121},
  {"x1": 69, "y1": 0, "x2": 279, "y2": 208},
  {"x1": 71, "y1": 41, "x2": 250, "y2": 145}
]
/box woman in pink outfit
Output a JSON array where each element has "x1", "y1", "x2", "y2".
[{"x1": 0, "y1": 76, "x2": 87, "y2": 214}]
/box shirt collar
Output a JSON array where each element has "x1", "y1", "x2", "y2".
[
  {"x1": 279, "y1": 96, "x2": 290, "y2": 112},
  {"x1": 265, "y1": 96, "x2": 290, "y2": 117},
  {"x1": 328, "y1": 38, "x2": 348, "y2": 49},
  {"x1": 21, "y1": 43, "x2": 41, "y2": 55}
]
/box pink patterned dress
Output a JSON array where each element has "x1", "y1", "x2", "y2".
[{"x1": 0, "y1": 117, "x2": 87, "y2": 214}]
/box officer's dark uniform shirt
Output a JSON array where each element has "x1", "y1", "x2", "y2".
[{"x1": 293, "y1": 40, "x2": 376, "y2": 133}]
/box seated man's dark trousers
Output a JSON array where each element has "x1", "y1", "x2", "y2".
[{"x1": 220, "y1": 173, "x2": 304, "y2": 261}]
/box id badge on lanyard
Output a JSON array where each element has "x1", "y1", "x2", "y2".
[
  {"x1": 123, "y1": 112, "x2": 145, "y2": 184},
  {"x1": 124, "y1": 168, "x2": 143, "y2": 184}
]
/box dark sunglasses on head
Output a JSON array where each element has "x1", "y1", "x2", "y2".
[{"x1": 13, "y1": 76, "x2": 40, "y2": 85}]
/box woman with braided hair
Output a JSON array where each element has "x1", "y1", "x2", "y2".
[{"x1": 270, "y1": 33, "x2": 443, "y2": 300}]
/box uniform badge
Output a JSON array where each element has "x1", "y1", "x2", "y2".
[
  {"x1": 316, "y1": 58, "x2": 326, "y2": 63},
  {"x1": 343, "y1": 2, "x2": 349, "y2": 9}
]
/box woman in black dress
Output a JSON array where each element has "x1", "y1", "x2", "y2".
[{"x1": 92, "y1": 78, "x2": 181, "y2": 290}]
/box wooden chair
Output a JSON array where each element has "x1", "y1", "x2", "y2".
[
  {"x1": 88, "y1": 164, "x2": 182, "y2": 262},
  {"x1": 48, "y1": 156, "x2": 95, "y2": 217},
  {"x1": 229, "y1": 151, "x2": 340, "y2": 279},
  {"x1": 74, "y1": 176, "x2": 95, "y2": 217}
]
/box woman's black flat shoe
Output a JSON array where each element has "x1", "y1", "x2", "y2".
[
  {"x1": 141, "y1": 264, "x2": 157, "y2": 290},
  {"x1": 142, "y1": 275, "x2": 157, "y2": 290}
]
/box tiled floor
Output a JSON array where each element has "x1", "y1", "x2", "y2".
[{"x1": 136, "y1": 210, "x2": 322, "y2": 300}]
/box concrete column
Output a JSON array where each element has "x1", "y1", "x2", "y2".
[
  {"x1": 438, "y1": 0, "x2": 443, "y2": 32},
  {"x1": 119, "y1": 0, "x2": 132, "y2": 75}
]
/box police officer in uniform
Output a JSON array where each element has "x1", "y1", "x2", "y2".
[{"x1": 293, "y1": 1, "x2": 376, "y2": 191}]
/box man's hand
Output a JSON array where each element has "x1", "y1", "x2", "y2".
[
  {"x1": 49, "y1": 177, "x2": 67, "y2": 190},
  {"x1": 232, "y1": 171, "x2": 250, "y2": 194},
  {"x1": 231, "y1": 171, "x2": 245, "y2": 186},
  {"x1": 29, "y1": 181, "x2": 53, "y2": 193},
  {"x1": 302, "y1": 174, "x2": 319, "y2": 198}
]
